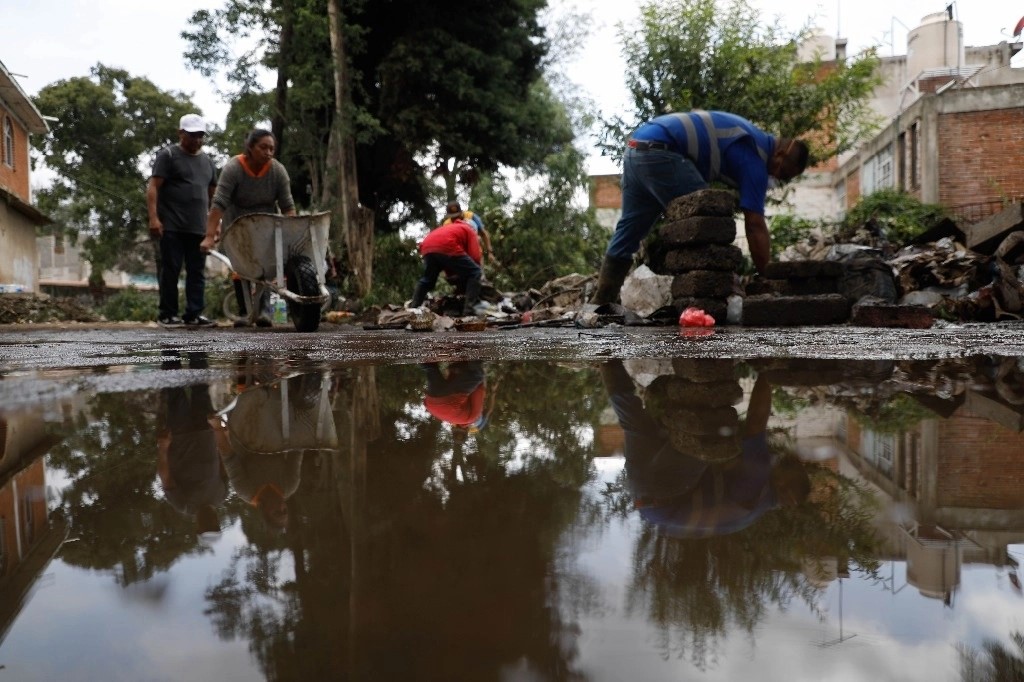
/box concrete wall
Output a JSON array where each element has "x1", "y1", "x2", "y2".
[{"x1": 0, "y1": 200, "x2": 39, "y2": 290}]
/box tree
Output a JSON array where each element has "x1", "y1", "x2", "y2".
[
  {"x1": 31, "y1": 65, "x2": 201, "y2": 286},
  {"x1": 601, "y1": 0, "x2": 881, "y2": 163}
]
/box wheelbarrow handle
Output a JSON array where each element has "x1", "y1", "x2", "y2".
[{"x1": 206, "y1": 249, "x2": 233, "y2": 270}]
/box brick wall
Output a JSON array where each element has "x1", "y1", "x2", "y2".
[
  {"x1": 935, "y1": 412, "x2": 1024, "y2": 508},
  {"x1": 0, "y1": 104, "x2": 31, "y2": 201},
  {"x1": 938, "y1": 107, "x2": 1024, "y2": 209},
  {"x1": 590, "y1": 175, "x2": 622, "y2": 209},
  {"x1": 845, "y1": 169, "x2": 861, "y2": 210}
]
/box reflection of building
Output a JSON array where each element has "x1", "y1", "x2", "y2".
[
  {"x1": 831, "y1": 388, "x2": 1024, "y2": 602},
  {"x1": 0, "y1": 411, "x2": 68, "y2": 644}
]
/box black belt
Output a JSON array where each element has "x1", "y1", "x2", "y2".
[{"x1": 628, "y1": 139, "x2": 669, "y2": 151}]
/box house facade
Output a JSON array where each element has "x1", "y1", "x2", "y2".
[{"x1": 0, "y1": 58, "x2": 48, "y2": 293}]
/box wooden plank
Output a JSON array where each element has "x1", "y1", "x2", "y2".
[{"x1": 964, "y1": 202, "x2": 1024, "y2": 249}]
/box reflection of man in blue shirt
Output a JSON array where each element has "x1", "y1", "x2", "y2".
[{"x1": 600, "y1": 360, "x2": 809, "y2": 538}]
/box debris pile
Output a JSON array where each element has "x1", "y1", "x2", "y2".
[
  {"x1": 776, "y1": 201, "x2": 1024, "y2": 324},
  {"x1": 0, "y1": 293, "x2": 100, "y2": 325}
]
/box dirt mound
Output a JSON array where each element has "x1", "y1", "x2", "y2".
[{"x1": 0, "y1": 294, "x2": 101, "y2": 324}]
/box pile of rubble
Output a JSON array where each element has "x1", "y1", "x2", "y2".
[{"x1": 0, "y1": 293, "x2": 101, "y2": 325}]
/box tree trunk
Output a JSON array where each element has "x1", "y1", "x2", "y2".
[
  {"x1": 272, "y1": 0, "x2": 293, "y2": 156},
  {"x1": 327, "y1": 0, "x2": 374, "y2": 297}
]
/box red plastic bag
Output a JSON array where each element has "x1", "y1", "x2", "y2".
[{"x1": 679, "y1": 307, "x2": 716, "y2": 327}]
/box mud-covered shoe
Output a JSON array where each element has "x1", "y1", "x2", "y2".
[
  {"x1": 183, "y1": 314, "x2": 215, "y2": 327},
  {"x1": 157, "y1": 315, "x2": 184, "y2": 329}
]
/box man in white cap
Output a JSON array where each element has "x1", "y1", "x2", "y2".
[{"x1": 147, "y1": 113, "x2": 219, "y2": 328}]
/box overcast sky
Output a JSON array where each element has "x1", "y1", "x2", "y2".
[{"x1": 5, "y1": 0, "x2": 1023, "y2": 176}]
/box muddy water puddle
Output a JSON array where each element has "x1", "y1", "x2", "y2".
[{"x1": 0, "y1": 354, "x2": 1022, "y2": 681}]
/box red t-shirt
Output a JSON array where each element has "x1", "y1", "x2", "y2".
[
  {"x1": 419, "y1": 220, "x2": 482, "y2": 264},
  {"x1": 424, "y1": 383, "x2": 486, "y2": 426}
]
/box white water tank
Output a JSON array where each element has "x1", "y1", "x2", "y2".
[
  {"x1": 798, "y1": 28, "x2": 836, "y2": 62},
  {"x1": 906, "y1": 11, "x2": 964, "y2": 78}
]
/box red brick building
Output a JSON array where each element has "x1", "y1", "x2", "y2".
[{"x1": 0, "y1": 58, "x2": 49, "y2": 292}]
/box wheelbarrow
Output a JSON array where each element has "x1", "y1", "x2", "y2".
[{"x1": 207, "y1": 212, "x2": 331, "y2": 332}]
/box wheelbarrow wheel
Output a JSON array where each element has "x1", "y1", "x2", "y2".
[{"x1": 284, "y1": 255, "x2": 321, "y2": 332}]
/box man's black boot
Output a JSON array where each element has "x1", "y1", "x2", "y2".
[{"x1": 590, "y1": 256, "x2": 633, "y2": 306}]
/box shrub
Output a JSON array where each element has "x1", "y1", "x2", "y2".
[
  {"x1": 838, "y1": 189, "x2": 948, "y2": 249},
  {"x1": 99, "y1": 286, "x2": 159, "y2": 321}
]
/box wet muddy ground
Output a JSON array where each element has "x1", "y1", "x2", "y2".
[{"x1": 0, "y1": 322, "x2": 1022, "y2": 681}]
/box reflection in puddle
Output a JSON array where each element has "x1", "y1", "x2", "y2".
[{"x1": 0, "y1": 355, "x2": 1022, "y2": 680}]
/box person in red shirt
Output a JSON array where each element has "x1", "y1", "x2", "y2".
[
  {"x1": 422, "y1": 361, "x2": 486, "y2": 428},
  {"x1": 409, "y1": 218, "x2": 484, "y2": 316}
]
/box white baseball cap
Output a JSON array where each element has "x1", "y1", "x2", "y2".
[{"x1": 179, "y1": 113, "x2": 206, "y2": 133}]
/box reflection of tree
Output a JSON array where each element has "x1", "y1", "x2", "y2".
[
  {"x1": 47, "y1": 391, "x2": 237, "y2": 584},
  {"x1": 202, "y1": 362, "x2": 605, "y2": 680},
  {"x1": 959, "y1": 631, "x2": 1024, "y2": 681},
  {"x1": 599, "y1": 360, "x2": 885, "y2": 670},
  {"x1": 621, "y1": 465, "x2": 882, "y2": 668}
]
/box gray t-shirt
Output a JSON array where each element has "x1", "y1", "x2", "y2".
[
  {"x1": 211, "y1": 156, "x2": 295, "y2": 228},
  {"x1": 151, "y1": 145, "x2": 218, "y2": 235}
]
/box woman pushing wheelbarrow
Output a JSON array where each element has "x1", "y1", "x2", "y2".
[{"x1": 201, "y1": 128, "x2": 330, "y2": 333}]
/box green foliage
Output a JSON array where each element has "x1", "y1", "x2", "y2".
[
  {"x1": 603, "y1": 0, "x2": 882, "y2": 163},
  {"x1": 854, "y1": 393, "x2": 935, "y2": 434},
  {"x1": 365, "y1": 232, "x2": 422, "y2": 306},
  {"x1": 183, "y1": 0, "x2": 562, "y2": 227},
  {"x1": 838, "y1": 188, "x2": 949, "y2": 249},
  {"x1": 770, "y1": 386, "x2": 812, "y2": 418},
  {"x1": 98, "y1": 286, "x2": 159, "y2": 322},
  {"x1": 465, "y1": 128, "x2": 607, "y2": 292},
  {"x1": 769, "y1": 214, "x2": 831, "y2": 257},
  {"x1": 32, "y1": 65, "x2": 202, "y2": 282}
]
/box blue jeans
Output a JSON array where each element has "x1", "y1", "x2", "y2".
[
  {"x1": 158, "y1": 231, "x2": 206, "y2": 319},
  {"x1": 606, "y1": 147, "x2": 708, "y2": 260}
]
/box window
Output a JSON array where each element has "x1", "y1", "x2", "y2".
[
  {"x1": 2, "y1": 117, "x2": 13, "y2": 169},
  {"x1": 835, "y1": 178, "x2": 847, "y2": 218},
  {"x1": 862, "y1": 143, "x2": 894, "y2": 194},
  {"x1": 910, "y1": 122, "x2": 920, "y2": 189}
]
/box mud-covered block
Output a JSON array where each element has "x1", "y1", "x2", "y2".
[
  {"x1": 655, "y1": 244, "x2": 744, "y2": 274},
  {"x1": 851, "y1": 302, "x2": 935, "y2": 329},
  {"x1": 770, "y1": 277, "x2": 840, "y2": 296},
  {"x1": 670, "y1": 297, "x2": 728, "y2": 324},
  {"x1": 645, "y1": 376, "x2": 744, "y2": 409},
  {"x1": 671, "y1": 358, "x2": 737, "y2": 382},
  {"x1": 667, "y1": 430, "x2": 741, "y2": 463},
  {"x1": 764, "y1": 260, "x2": 844, "y2": 279},
  {"x1": 749, "y1": 357, "x2": 896, "y2": 386},
  {"x1": 664, "y1": 189, "x2": 738, "y2": 221},
  {"x1": 744, "y1": 277, "x2": 778, "y2": 296},
  {"x1": 671, "y1": 270, "x2": 736, "y2": 299},
  {"x1": 656, "y1": 217, "x2": 737, "y2": 246},
  {"x1": 657, "y1": 405, "x2": 741, "y2": 436},
  {"x1": 742, "y1": 294, "x2": 851, "y2": 326}
]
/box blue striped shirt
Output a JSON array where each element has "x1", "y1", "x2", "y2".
[{"x1": 633, "y1": 111, "x2": 776, "y2": 214}]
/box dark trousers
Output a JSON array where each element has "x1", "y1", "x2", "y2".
[
  {"x1": 411, "y1": 253, "x2": 481, "y2": 311},
  {"x1": 158, "y1": 231, "x2": 206, "y2": 319},
  {"x1": 422, "y1": 361, "x2": 485, "y2": 397}
]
